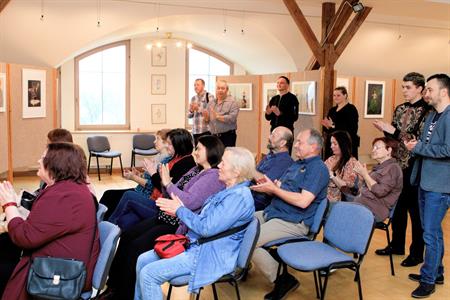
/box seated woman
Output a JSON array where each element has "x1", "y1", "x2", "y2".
[
  {"x1": 100, "y1": 129, "x2": 171, "y2": 220},
  {"x1": 107, "y1": 128, "x2": 196, "y2": 226},
  {"x1": 104, "y1": 135, "x2": 226, "y2": 300},
  {"x1": 354, "y1": 137, "x2": 403, "y2": 222},
  {"x1": 134, "y1": 147, "x2": 256, "y2": 300},
  {"x1": 0, "y1": 143, "x2": 99, "y2": 300},
  {"x1": 324, "y1": 130, "x2": 359, "y2": 202}
]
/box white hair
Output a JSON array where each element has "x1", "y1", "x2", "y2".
[{"x1": 224, "y1": 147, "x2": 255, "y2": 182}]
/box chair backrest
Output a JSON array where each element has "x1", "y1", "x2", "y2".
[
  {"x1": 87, "y1": 136, "x2": 111, "y2": 153},
  {"x1": 308, "y1": 198, "x2": 328, "y2": 239},
  {"x1": 133, "y1": 134, "x2": 156, "y2": 150},
  {"x1": 324, "y1": 202, "x2": 375, "y2": 255},
  {"x1": 96, "y1": 204, "x2": 108, "y2": 222},
  {"x1": 91, "y1": 221, "x2": 121, "y2": 297},
  {"x1": 236, "y1": 217, "x2": 260, "y2": 270}
]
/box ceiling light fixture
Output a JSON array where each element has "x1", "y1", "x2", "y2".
[
  {"x1": 96, "y1": 0, "x2": 102, "y2": 27},
  {"x1": 350, "y1": 1, "x2": 365, "y2": 13},
  {"x1": 40, "y1": 0, "x2": 45, "y2": 21}
]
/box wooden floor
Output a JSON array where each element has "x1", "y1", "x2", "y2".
[{"x1": 12, "y1": 174, "x2": 449, "y2": 300}]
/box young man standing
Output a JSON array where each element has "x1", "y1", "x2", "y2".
[
  {"x1": 373, "y1": 72, "x2": 430, "y2": 267},
  {"x1": 405, "y1": 74, "x2": 450, "y2": 298},
  {"x1": 187, "y1": 79, "x2": 214, "y2": 145}
]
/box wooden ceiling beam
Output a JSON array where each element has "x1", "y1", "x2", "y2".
[
  {"x1": 325, "y1": 0, "x2": 358, "y2": 44},
  {"x1": 283, "y1": 0, "x2": 324, "y2": 66},
  {"x1": 335, "y1": 6, "x2": 372, "y2": 58},
  {"x1": 0, "y1": 0, "x2": 10, "y2": 14}
]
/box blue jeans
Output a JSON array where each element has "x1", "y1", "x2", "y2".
[
  {"x1": 108, "y1": 190, "x2": 152, "y2": 224},
  {"x1": 418, "y1": 188, "x2": 450, "y2": 284},
  {"x1": 116, "y1": 199, "x2": 159, "y2": 231},
  {"x1": 134, "y1": 250, "x2": 193, "y2": 300}
]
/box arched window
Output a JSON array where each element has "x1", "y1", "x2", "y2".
[
  {"x1": 75, "y1": 40, "x2": 130, "y2": 130},
  {"x1": 187, "y1": 46, "x2": 232, "y2": 101}
]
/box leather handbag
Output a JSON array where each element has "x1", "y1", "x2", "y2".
[
  {"x1": 27, "y1": 257, "x2": 86, "y2": 300},
  {"x1": 154, "y1": 222, "x2": 250, "y2": 259}
]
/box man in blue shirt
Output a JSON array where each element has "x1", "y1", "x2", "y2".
[
  {"x1": 253, "y1": 126, "x2": 294, "y2": 211},
  {"x1": 251, "y1": 128, "x2": 329, "y2": 300}
]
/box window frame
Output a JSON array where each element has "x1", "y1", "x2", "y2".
[
  {"x1": 185, "y1": 45, "x2": 233, "y2": 128},
  {"x1": 74, "y1": 40, "x2": 130, "y2": 130}
]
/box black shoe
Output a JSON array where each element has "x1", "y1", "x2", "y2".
[
  {"x1": 411, "y1": 283, "x2": 435, "y2": 298},
  {"x1": 375, "y1": 246, "x2": 404, "y2": 256},
  {"x1": 264, "y1": 273, "x2": 300, "y2": 300},
  {"x1": 401, "y1": 256, "x2": 424, "y2": 267},
  {"x1": 409, "y1": 273, "x2": 444, "y2": 285}
]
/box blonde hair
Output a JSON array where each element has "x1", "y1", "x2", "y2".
[{"x1": 224, "y1": 147, "x2": 256, "y2": 183}]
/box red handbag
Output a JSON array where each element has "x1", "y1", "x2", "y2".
[{"x1": 154, "y1": 234, "x2": 190, "y2": 259}]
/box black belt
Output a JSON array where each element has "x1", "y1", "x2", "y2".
[{"x1": 213, "y1": 130, "x2": 236, "y2": 137}]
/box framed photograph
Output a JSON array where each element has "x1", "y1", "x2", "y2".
[
  {"x1": 152, "y1": 46, "x2": 167, "y2": 67},
  {"x1": 151, "y1": 104, "x2": 166, "y2": 124},
  {"x1": 292, "y1": 81, "x2": 316, "y2": 115},
  {"x1": 364, "y1": 80, "x2": 385, "y2": 118},
  {"x1": 22, "y1": 68, "x2": 46, "y2": 118},
  {"x1": 262, "y1": 83, "x2": 278, "y2": 114},
  {"x1": 0, "y1": 73, "x2": 6, "y2": 112},
  {"x1": 151, "y1": 74, "x2": 166, "y2": 95},
  {"x1": 228, "y1": 83, "x2": 252, "y2": 110}
]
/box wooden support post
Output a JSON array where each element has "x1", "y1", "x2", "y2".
[
  {"x1": 6, "y1": 64, "x2": 13, "y2": 182},
  {"x1": 0, "y1": 0, "x2": 10, "y2": 14},
  {"x1": 335, "y1": 6, "x2": 372, "y2": 56}
]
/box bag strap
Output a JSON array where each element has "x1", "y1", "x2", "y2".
[
  {"x1": 193, "y1": 221, "x2": 250, "y2": 246},
  {"x1": 205, "y1": 92, "x2": 209, "y2": 104}
]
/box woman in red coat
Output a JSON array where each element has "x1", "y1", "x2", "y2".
[{"x1": 0, "y1": 142, "x2": 99, "y2": 300}]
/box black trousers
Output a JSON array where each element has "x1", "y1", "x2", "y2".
[
  {"x1": 107, "y1": 217, "x2": 178, "y2": 300},
  {"x1": 99, "y1": 188, "x2": 134, "y2": 220},
  {"x1": 390, "y1": 164, "x2": 424, "y2": 259},
  {"x1": 193, "y1": 131, "x2": 211, "y2": 146},
  {"x1": 0, "y1": 234, "x2": 21, "y2": 297},
  {"x1": 214, "y1": 130, "x2": 237, "y2": 148}
]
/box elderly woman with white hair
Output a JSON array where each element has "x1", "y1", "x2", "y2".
[{"x1": 134, "y1": 147, "x2": 256, "y2": 300}]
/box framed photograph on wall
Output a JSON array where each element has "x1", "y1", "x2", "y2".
[
  {"x1": 0, "y1": 73, "x2": 6, "y2": 112},
  {"x1": 228, "y1": 83, "x2": 252, "y2": 110},
  {"x1": 152, "y1": 46, "x2": 167, "y2": 67},
  {"x1": 151, "y1": 74, "x2": 166, "y2": 95},
  {"x1": 22, "y1": 68, "x2": 46, "y2": 118},
  {"x1": 292, "y1": 81, "x2": 316, "y2": 115},
  {"x1": 151, "y1": 104, "x2": 166, "y2": 124},
  {"x1": 364, "y1": 80, "x2": 385, "y2": 118},
  {"x1": 262, "y1": 83, "x2": 278, "y2": 114}
]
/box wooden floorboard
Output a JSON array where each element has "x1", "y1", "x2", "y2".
[{"x1": 12, "y1": 175, "x2": 449, "y2": 300}]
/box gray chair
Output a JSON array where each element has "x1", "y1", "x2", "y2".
[
  {"x1": 96, "y1": 204, "x2": 108, "y2": 222},
  {"x1": 131, "y1": 134, "x2": 158, "y2": 167},
  {"x1": 87, "y1": 136, "x2": 123, "y2": 181}
]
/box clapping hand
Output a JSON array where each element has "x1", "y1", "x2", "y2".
[
  {"x1": 353, "y1": 161, "x2": 368, "y2": 177},
  {"x1": 373, "y1": 120, "x2": 396, "y2": 134},
  {"x1": 156, "y1": 193, "x2": 183, "y2": 216},
  {"x1": 159, "y1": 164, "x2": 172, "y2": 187},
  {"x1": 321, "y1": 117, "x2": 333, "y2": 129},
  {"x1": 265, "y1": 105, "x2": 273, "y2": 115},
  {"x1": 250, "y1": 175, "x2": 279, "y2": 195},
  {"x1": 0, "y1": 181, "x2": 19, "y2": 207},
  {"x1": 404, "y1": 139, "x2": 418, "y2": 151},
  {"x1": 272, "y1": 106, "x2": 281, "y2": 116},
  {"x1": 143, "y1": 158, "x2": 158, "y2": 176}
]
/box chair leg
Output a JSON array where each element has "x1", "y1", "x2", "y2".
[
  {"x1": 386, "y1": 228, "x2": 395, "y2": 276},
  {"x1": 131, "y1": 152, "x2": 135, "y2": 168},
  {"x1": 118, "y1": 155, "x2": 124, "y2": 177},
  {"x1": 320, "y1": 272, "x2": 329, "y2": 300},
  {"x1": 96, "y1": 156, "x2": 101, "y2": 181},
  {"x1": 196, "y1": 287, "x2": 202, "y2": 300},
  {"x1": 110, "y1": 158, "x2": 114, "y2": 175},
  {"x1": 356, "y1": 268, "x2": 363, "y2": 300},
  {"x1": 313, "y1": 271, "x2": 321, "y2": 299},
  {"x1": 212, "y1": 283, "x2": 218, "y2": 300},
  {"x1": 88, "y1": 154, "x2": 91, "y2": 174},
  {"x1": 232, "y1": 279, "x2": 241, "y2": 300},
  {"x1": 167, "y1": 284, "x2": 173, "y2": 300}
]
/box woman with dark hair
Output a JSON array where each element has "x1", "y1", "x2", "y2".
[
  {"x1": 0, "y1": 143, "x2": 99, "y2": 300},
  {"x1": 354, "y1": 137, "x2": 403, "y2": 221},
  {"x1": 324, "y1": 130, "x2": 359, "y2": 202},
  {"x1": 322, "y1": 86, "x2": 360, "y2": 158},
  {"x1": 107, "y1": 128, "x2": 196, "y2": 226},
  {"x1": 103, "y1": 135, "x2": 226, "y2": 300},
  {"x1": 100, "y1": 129, "x2": 172, "y2": 220}
]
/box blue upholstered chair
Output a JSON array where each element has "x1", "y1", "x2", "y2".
[
  {"x1": 277, "y1": 202, "x2": 375, "y2": 300},
  {"x1": 96, "y1": 203, "x2": 108, "y2": 222},
  {"x1": 131, "y1": 134, "x2": 158, "y2": 167},
  {"x1": 81, "y1": 221, "x2": 121, "y2": 300},
  {"x1": 87, "y1": 136, "x2": 123, "y2": 181},
  {"x1": 167, "y1": 217, "x2": 260, "y2": 300}
]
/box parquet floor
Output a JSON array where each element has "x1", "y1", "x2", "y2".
[{"x1": 12, "y1": 175, "x2": 449, "y2": 300}]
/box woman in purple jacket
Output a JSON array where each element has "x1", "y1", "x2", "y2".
[{"x1": 103, "y1": 135, "x2": 226, "y2": 300}]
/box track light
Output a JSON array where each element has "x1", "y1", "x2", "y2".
[{"x1": 351, "y1": 1, "x2": 364, "y2": 13}]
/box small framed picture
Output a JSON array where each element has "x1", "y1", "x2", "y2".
[
  {"x1": 292, "y1": 81, "x2": 316, "y2": 115},
  {"x1": 364, "y1": 80, "x2": 385, "y2": 118},
  {"x1": 22, "y1": 68, "x2": 46, "y2": 118},
  {"x1": 262, "y1": 83, "x2": 278, "y2": 114},
  {"x1": 152, "y1": 47, "x2": 167, "y2": 67},
  {"x1": 151, "y1": 104, "x2": 166, "y2": 124},
  {"x1": 228, "y1": 83, "x2": 253, "y2": 111},
  {"x1": 151, "y1": 74, "x2": 166, "y2": 95},
  {"x1": 0, "y1": 73, "x2": 6, "y2": 112}
]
